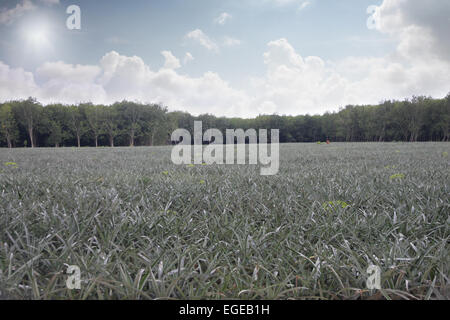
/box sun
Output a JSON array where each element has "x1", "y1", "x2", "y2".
[
  {"x1": 26, "y1": 27, "x2": 49, "y2": 46},
  {"x1": 22, "y1": 21, "x2": 53, "y2": 52},
  {"x1": 29, "y1": 30, "x2": 47, "y2": 43}
]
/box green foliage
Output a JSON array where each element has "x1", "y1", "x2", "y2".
[
  {"x1": 0, "y1": 143, "x2": 448, "y2": 300},
  {"x1": 0, "y1": 103, "x2": 18, "y2": 148},
  {"x1": 389, "y1": 173, "x2": 405, "y2": 180},
  {"x1": 4, "y1": 162, "x2": 18, "y2": 168},
  {"x1": 322, "y1": 200, "x2": 349, "y2": 210},
  {"x1": 11, "y1": 97, "x2": 42, "y2": 147},
  {"x1": 0, "y1": 94, "x2": 449, "y2": 148}
]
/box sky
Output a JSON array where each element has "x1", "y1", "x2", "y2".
[{"x1": 0, "y1": 0, "x2": 449, "y2": 117}]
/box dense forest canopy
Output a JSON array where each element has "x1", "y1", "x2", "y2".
[{"x1": 0, "y1": 94, "x2": 449, "y2": 148}]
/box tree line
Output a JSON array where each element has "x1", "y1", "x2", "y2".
[{"x1": 0, "y1": 94, "x2": 449, "y2": 148}]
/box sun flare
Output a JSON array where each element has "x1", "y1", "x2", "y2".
[
  {"x1": 28, "y1": 30, "x2": 47, "y2": 43},
  {"x1": 24, "y1": 25, "x2": 51, "y2": 50}
]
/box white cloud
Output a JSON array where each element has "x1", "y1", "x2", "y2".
[
  {"x1": 0, "y1": 0, "x2": 60, "y2": 25},
  {"x1": 0, "y1": 51, "x2": 250, "y2": 116},
  {"x1": 185, "y1": 30, "x2": 241, "y2": 51},
  {"x1": 375, "y1": 0, "x2": 450, "y2": 62},
  {"x1": 0, "y1": 61, "x2": 38, "y2": 99},
  {"x1": 246, "y1": 0, "x2": 450, "y2": 115},
  {"x1": 0, "y1": 0, "x2": 36, "y2": 25},
  {"x1": 250, "y1": 29, "x2": 450, "y2": 115},
  {"x1": 298, "y1": 1, "x2": 310, "y2": 11},
  {"x1": 214, "y1": 12, "x2": 232, "y2": 25},
  {"x1": 183, "y1": 52, "x2": 194, "y2": 65},
  {"x1": 0, "y1": 0, "x2": 449, "y2": 117},
  {"x1": 223, "y1": 36, "x2": 242, "y2": 47},
  {"x1": 251, "y1": 38, "x2": 350, "y2": 115},
  {"x1": 185, "y1": 29, "x2": 219, "y2": 52},
  {"x1": 35, "y1": 61, "x2": 105, "y2": 104},
  {"x1": 1, "y1": 31, "x2": 449, "y2": 116},
  {"x1": 36, "y1": 61, "x2": 101, "y2": 83},
  {"x1": 161, "y1": 51, "x2": 181, "y2": 70},
  {"x1": 96, "y1": 51, "x2": 250, "y2": 116}
]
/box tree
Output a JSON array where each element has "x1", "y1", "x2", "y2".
[
  {"x1": 141, "y1": 104, "x2": 168, "y2": 146},
  {"x1": 321, "y1": 112, "x2": 337, "y2": 141},
  {"x1": 0, "y1": 103, "x2": 18, "y2": 148},
  {"x1": 374, "y1": 101, "x2": 394, "y2": 142},
  {"x1": 0, "y1": 95, "x2": 449, "y2": 147},
  {"x1": 116, "y1": 101, "x2": 143, "y2": 147},
  {"x1": 47, "y1": 121, "x2": 63, "y2": 147},
  {"x1": 14, "y1": 98, "x2": 41, "y2": 148},
  {"x1": 68, "y1": 105, "x2": 87, "y2": 147},
  {"x1": 392, "y1": 101, "x2": 411, "y2": 141},
  {"x1": 43, "y1": 104, "x2": 69, "y2": 148},
  {"x1": 83, "y1": 103, "x2": 102, "y2": 147},
  {"x1": 407, "y1": 96, "x2": 426, "y2": 142},
  {"x1": 435, "y1": 93, "x2": 450, "y2": 141},
  {"x1": 101, "y1": 105, "x2": 119, "y2": 147}
]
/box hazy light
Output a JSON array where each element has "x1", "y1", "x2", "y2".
[
  {"x1": 28, "y1": 29, "x2": 47, "y2": 43},
  {"x1": 27, "y1": 27, "x2": 49, "y2": 47},
  {"x1": 21, "y1": 20, "x2": 53, "y2": 53}
]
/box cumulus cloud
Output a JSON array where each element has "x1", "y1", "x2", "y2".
[
  {"x1": 108, "y1": 51, "x2": 250, "y2": 114},
  {"x1": 36, "y1": 61, "x2": 101, "y2": 83},
  {"x1": 0, "y1": 0, "x2": 449, "y2": 117},
  {"x1": 185, "y1": 29, "x2": 219, "y2": 52},
  {"x1": 35, "y1": 61, "x2": 105, "y2": 104},
  {"x1": 186, "y1": 30, "x2": 241, "y2": 51},
  {"x1": 223, "y1": 36, "x2": 242, "y2": 47},
  {"x1": 0, "y1": 61, "x2": 38, "y2": 99},
  {"x1": 251, "y1": 38, "x2": 350, "y2": 114},
  {"x1": 0, "y1": 0, "x2": 36, "y2": 25},
  {"x1": 248, "y1": 0, "x2": 450, "y2": 114},
  {"x1": 96, "y1": 51, "x2": 249, "y2": 115},
  {"x1": 161, "y1": 51, "x2": 181, "y2": 70},
  {"x1": 1, "y1": 31, "x2": 449, "y2": 116},
  {"x1": 214, "y1": 12, "x2": 232, "y2": 25},
  {"x1": 250, "y1": 31, "x2": 450, "y2": 115},
  {"x1": 183, "y1": 52, "x2": 194, "y2": 65},
  {"x1": 0, "y1": 51, "x2": 250, "y2": 116},
  {"x1": 375, "y1": 0, "x2": 450, "y2": 62},
  {"x1": 0, "y1": 0, "x2": 60, "y2": 25}
]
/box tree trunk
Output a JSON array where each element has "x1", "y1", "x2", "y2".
[
  {"x1": 151, "y1": 132, "x2": 155, "y2": 146},
  {"x1": 95, "y1": 135, "x2": 98, "y2": 148},
  {"x1": 110, "y1": 135, "x2": 114, "y2": 147},
  {"x1": 77, "y1": 134, "x2": 81, "y2": 148},
  {"x1": 28, "y1": 127, "x2": 35, "y2": 148},
  {"x1": 7, "y1": 137, "x2": 12, "y2": 149},
  {"x1": 378, "y1": 126, "x2": 385, "y2": 142},
  {"x1": 130, "y1": 129, "x2": 135, "y2": 147}
]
